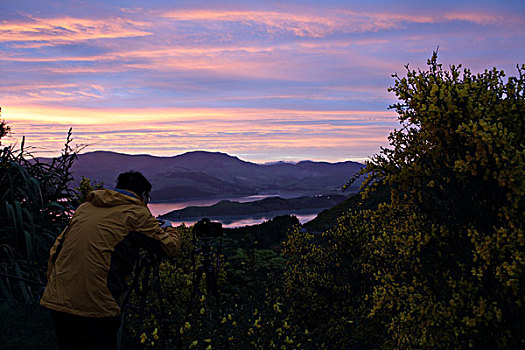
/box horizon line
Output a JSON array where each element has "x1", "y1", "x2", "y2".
[{"x1": 35, "y1": 148, "x2": 368, "y2": 165}]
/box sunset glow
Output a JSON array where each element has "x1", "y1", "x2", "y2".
[{"x1": 1, "y1": 0, "x2": 524, "y2": 162}]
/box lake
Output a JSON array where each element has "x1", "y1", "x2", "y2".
[{"x1": 147, "y1": 194, "x2": 322, "y2": 228}]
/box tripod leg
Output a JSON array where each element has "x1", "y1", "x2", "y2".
[
  {"x1": 131, "y1": 262, "x2": 153, "y2": 350},
  {"x1": 205, "y1": 265, "x2": 214, "y2": 297},
  {"x1": 177, "y1": 265, "x2": 205, "y2": 348}
]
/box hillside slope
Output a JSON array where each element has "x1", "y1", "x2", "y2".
[{"x1": 303, "y1": 185, "x2": 391, "y2": 232}]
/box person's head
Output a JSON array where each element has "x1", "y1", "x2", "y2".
[{"x1": 116, "y1": 171, "x2": 152, "y2": 204}]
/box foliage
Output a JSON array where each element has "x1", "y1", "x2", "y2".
[
  {"x1": 360, "y1": 52, "x2": 524, "y2": 231},
  {"x1": 0, "y1": 108, "x2": 9, "y2": 143},
  {"x1": 282, "y1": 53, "x2": 525, "y2": 348},
  {"x1": 224, "y1": 214, "x2": 300, "y2": 251},
  {"x1": 74, "y1": 176, "x2": 104, "y2": 205},
  {"x1": 121, "y1": 223, "x2": 303, "y2": 350},
  {"x1": 282, "y1": 220, "x2": 375, "y2": 349},
  {"x1": 360, "y1": 53, "x2": 525, "y2": 348},
  {"x1": 0, "y1": 124, "x2": 81, "y2": 302}
]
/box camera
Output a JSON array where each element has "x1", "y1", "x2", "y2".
[{"x1": 193, "y1": 218, "x2": 222, "y2": 239}]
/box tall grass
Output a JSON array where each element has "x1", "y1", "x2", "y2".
[{"x1": 0, "y1": 123, "x2": 80, "y2": 303}]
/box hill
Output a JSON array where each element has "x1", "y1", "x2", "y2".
[
  {"x1": 224, "y1": 215, "x2": 301, "y2": 251},
  {"x1": 67, "y1": 151, "x2": 364, "y2": 201},
  {"x1": 159, "y1": 194, "x2": 347, "y2": 221}
]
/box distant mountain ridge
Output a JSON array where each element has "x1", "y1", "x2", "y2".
[{"x1": 69, "y1": 151, "x2": 364, "y2": 201}]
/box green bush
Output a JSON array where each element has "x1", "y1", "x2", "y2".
[
  {"x1": 282, "y1": 53, "x2": 524, "y2": 348},
  {"x1": 359, "y1": 53, "x2": 524, "y2": 349}
]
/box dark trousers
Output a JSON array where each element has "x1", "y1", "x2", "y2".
[{"x1": 52, "y1": 310, "x2": 121, "y2": 350}]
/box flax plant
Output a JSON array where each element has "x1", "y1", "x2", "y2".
[{"x1": 0, "y1": 118, "x2": 81, "y2": 303}]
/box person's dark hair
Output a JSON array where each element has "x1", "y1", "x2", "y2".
[{"x1": 116, "y1": 171, "x2": 152, "y2": 197}]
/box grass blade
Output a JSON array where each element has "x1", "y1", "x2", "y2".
[
  {"x1": 5, "y1": 202, "x2": 17, "y2": 234},
  {"x1": 13, "y1": 261, "x2": 30, "y2": 303},
  {"x1": 24, "y1": 230, "x2": 33, "y2": 261}
]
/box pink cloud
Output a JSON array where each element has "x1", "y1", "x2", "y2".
[
  {"x1": 160, "y1": 9, "x2": 405, "y2": 37},
  {"x1": 0, "y1": 16, "x2": 152, "y2": 45},
  {"x1": 445, "y1": 12, "x2": 503, "y2": 25},
  {"x1": 159, "y1": 8, "x2": 517, "y2": 39}
]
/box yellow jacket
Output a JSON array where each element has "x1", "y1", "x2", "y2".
[{"x1": 40, "y1": 189, "x2": 180, "y2": 317}]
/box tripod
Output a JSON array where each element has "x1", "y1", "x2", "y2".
[
  {"x1": 118, "y1": 252, "x2": 168, "y2": 350},
  {"x1": 192, "y1": 238, "x2": 219, "y2": 298},
  {"x1": 187, "y1": 218, "x2": 223, "y2": 303}
]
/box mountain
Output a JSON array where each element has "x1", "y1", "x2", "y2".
[{"x1": 69, "y1": 151, "x2": 364, "y2": 201}]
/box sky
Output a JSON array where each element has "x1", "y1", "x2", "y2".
[{"x1": 1, "y1": 0, "x2": 524, "y2": 163}]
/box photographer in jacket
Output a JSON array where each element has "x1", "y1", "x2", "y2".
[{"x1": 40, "y1": 171, "x2": 180, "y2": 350}]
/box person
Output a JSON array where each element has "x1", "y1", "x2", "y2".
[{"x1": 40, "y1": 171, "x2": 180, "y2": 350}]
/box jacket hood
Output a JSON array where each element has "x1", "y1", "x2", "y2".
[{"x1": 88, "y1": 189, "x2": 144, "y2": 207}]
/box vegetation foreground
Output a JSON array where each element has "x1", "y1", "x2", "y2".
[{"x1": 1, "y1": 54, "x2": 523, "y2": 349}]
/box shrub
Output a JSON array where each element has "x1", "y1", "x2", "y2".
[{"x1": 283, "y1": 53, "x2": 525, "y2": 348}]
